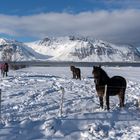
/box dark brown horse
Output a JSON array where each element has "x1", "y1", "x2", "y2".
[
  {"x1": 70, "y1": 65, "x2": 81, "y2": 80},
  {"x1": 92, "y1": 66, "x2": 127, "y2": 110}
]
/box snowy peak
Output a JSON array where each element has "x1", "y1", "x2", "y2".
[
  {"x1": 0, "y1": 38, "x2": 15, "y2": 45},
  {"x1": 0, "y1": 38, "x2": 7, "y2": 44},
  {"x1": 38, "y1": 37, "x2": 51, "y2": 46},
  {"x1": 0, "y1": 38, "x2": 49, "y2": 61},
  {"x1": 0, "y1": 36, "x2": 139, "y2": 62},
  {"x1": 27, "y1": 36, "x2": 136, "y2": 62}
]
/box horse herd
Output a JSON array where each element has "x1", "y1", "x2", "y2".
[{"x1": 70, "y1": 65, "x2": 127, "y2": 110}]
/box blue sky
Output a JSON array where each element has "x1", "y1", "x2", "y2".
[
  {"x1": 0, "y1": 0, "x2": 140, "y2": 45},
  {"x1": 0, "y1": 0, "x2": 130, "y2": 15}
]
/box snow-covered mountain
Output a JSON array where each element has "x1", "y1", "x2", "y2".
[
  {"x1": 0, "y1": 38, "x2": 49, "y2": 61},
  {"x1": 26, "y1": 36, "x2": 138, "y2": 62},
  {"x1": 0, "y1": 36, "x2": 139, "y2": 62}
]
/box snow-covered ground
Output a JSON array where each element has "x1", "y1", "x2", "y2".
[{"x1": 0, "y1": 66, "x2": 140, "y2": 140}]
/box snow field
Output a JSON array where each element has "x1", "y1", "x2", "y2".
[{"x1": 0, "y1": 66, "x2": 140, "y2": 140}]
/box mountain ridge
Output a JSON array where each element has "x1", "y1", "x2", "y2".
[
  {"x1": 26, "y1": 36, "x2": 137, "y2": 62},
  {"x1": 0, "y1": 38, "x2": 50, "y2": 61},
  {"x1": 0, "y1": 36, "x2": 139, "y2": 62}
]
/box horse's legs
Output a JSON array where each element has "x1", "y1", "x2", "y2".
[
  {"x1": 78, "y1": 73, "x2": 81, "y2": 80},
  {"x1": 106, "y1": 94, "x2": 110, "y2": 110},
  {"x1": 119, "y1": 96, "x2": 123, "y2": 108},
  {"x1": 79, "y1": 71, "x2": 81, "y2": 80},
  {"x1": 122, "y1": 89, "x2": 126, "y2": 107},
  {"x1": 118, "y1": 88, "x2": 126, "y2": 108},
  {"x1": 75, "y1": 73, "x2": 78, "y2": 79},
  {"x1": 99, "y1": 97, "x2": 103, "y2": 108},
  {"x1": 73, "y1": 72, "x2": 76, "y2": 79},
  {"x1": 119, "y1": 93, "x2": 125, "y2": 108},
  {"x1": 122, "y1": 94, "x2": 125, "y2": 107}
]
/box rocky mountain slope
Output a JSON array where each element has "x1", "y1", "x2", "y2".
[
  {"x1": 26, "y1": 36, "x2": 137, "y2": 62},
  {"x1": 0, "y1": 38, "x2": 49, "y2": 61},
  {"x1": 0, "y1": 36, "x2": 139, "y2": 62}
]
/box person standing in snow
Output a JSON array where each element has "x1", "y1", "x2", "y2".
[
  {"x1": 4, "y1": 62, "x2": 9, "y2": 77},
  {"x1": 0, "y1": 63, "x2": 5, "y2": 77}
]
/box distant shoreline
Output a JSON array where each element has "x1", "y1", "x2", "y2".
[{"x1": 1, "y1": 61, "x2": 140, "y2": 67}]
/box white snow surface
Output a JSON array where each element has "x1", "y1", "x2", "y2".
[{"x1": 0, "y1": 66, "x2": 140, "y2": 140}]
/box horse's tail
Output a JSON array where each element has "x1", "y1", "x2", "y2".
[
  {"x1": 122, "y1": 77, "x2": 127, "y2": 94},
  {"x1": 120, "y1": 78, "x2": 127, "y2": 107},
  {"x1": 77, "y1": 68, "x2": 81, "y2": 80}
]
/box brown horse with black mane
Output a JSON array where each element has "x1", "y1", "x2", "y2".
[
  {"x1": 70, "y1": 65, "x2": 81, "y2": 80},
  {"x1": 92, "y1": 66, "x2": 127, "y2": 110}
]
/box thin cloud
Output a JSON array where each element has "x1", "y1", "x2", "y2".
[
  {"x1": 0, "y1": 9, "x2": 140, "y2": 44},
  {"x1": 86, "y1": 0, "x2": 140, "y2": 9}
]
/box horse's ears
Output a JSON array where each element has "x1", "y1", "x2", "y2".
[{"x1": 93, "y1": 66, "x2": 101, "y2": 69}]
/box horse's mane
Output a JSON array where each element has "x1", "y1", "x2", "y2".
[
  {"x1": 99, "y1": 67, "x2": 110, "y2": 84},
  {"x1": 100, "y1": 68, "x2": 109, "y2": 78}
]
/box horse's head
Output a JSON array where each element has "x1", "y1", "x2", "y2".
[
  {"x1": 70, "y1": 65, "x2": 75, "y2": 71},
  {"x1": 92, "y1": 66, "x2": 102, "y2": 85},
  {"x1": 93, "y1": 66, "x2": 109, "y2": 85}
]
